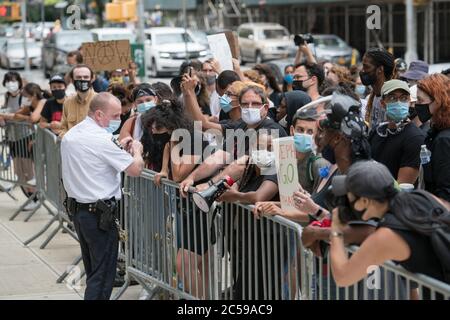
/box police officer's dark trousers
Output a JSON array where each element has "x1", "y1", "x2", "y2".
[{"x1": 73, "y1": 208, "x2": 119, "y2": 300}]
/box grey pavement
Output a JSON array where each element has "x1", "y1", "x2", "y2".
[{"x1": 0, "y1": 186, "x2": 142, "y2": 300}]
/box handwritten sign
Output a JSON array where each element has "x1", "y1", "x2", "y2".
[
  {"x1": 273, "y1": 137, "x2": 299, "y2": 211},
  {"x1": 81, "y1": 40, "x2": 131, "y2": 72},
  {"x1": 207, "y1": 33, "x2": 233, "y2": 71}
]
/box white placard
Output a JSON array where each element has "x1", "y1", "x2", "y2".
[
  {"x1": 273, "y1": 137, "x2": 299, "y2": 211},
  {"x1": 206, "y1": 33, "x2": 233, "y2": 71}
]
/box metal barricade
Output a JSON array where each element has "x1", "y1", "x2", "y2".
[
  {"x1": 303, "y1": 244, "x2": 450, "y2": 300},
  {"x1": 113, "y1": 170, "x2": 306, "y2": 300},
  {"x1": 0, "y1": 120, "x2": 40, "y2": 220}
]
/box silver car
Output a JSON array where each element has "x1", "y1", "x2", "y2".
[
  {"x1": 0, "y1": 39, "x2": 42, "y2": 69},
  {"x1": 311, "y1": 34, "x2": 355, "y2": 66},
  {"x1": 237, "y1": 23, "x2": 291, "y2": 64}
]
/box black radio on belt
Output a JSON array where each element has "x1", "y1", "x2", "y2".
[{"x1": 96, "y1": 198, "x2": 117, "y2": 232}]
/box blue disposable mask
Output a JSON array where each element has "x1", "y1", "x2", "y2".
[
  {"x1": 137, "y1": 101, "x2": 156, "y2": 113},
  {"x1": 386, "y1": 101, "x2": 409, "y2": 122},
  {"x1": 284, "y1": 74, "x2": 294, "y2": 85},
  {"x1": 219, "y1": 94, "x2": 233, "y2": 113},
  {"x1": 294, "y1": 133, "x2": 313, "y2": 153},
  {"x1": 355, "y1": 84, "x2": 366, "y2": 97},
  {"x1": 106, "y1": 119, "x2": 121, "y2": 134}
]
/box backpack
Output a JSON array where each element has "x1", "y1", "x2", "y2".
[{"x1": 382, "y1": 190, "x2": 450, "y2": 283}]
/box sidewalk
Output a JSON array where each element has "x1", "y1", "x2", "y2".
[{"x1": 0, "y1": 186, "x2": 142, "y2": 300}]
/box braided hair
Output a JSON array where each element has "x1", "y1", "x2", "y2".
[{"x1": 364, "y1": 48, "x2": 396, "y2": 125}]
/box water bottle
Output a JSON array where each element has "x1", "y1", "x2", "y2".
[{"x1": 419, "y1": 144, "x2": 431, "y2": 165}]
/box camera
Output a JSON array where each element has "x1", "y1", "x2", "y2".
[{"x1": 294, "y1": 33, "x2": 314, "y2": 46}]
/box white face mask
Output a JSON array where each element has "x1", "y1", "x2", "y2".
[
  {"x1": 21, "y1": 97, "x2": 32, "y2": 107},
  {"x1": 6, "y1": 81, "x2": 19, "y2": 93},
  {"x1": 251, "y1": 149, "x2": 275, "y2": 168},
  {"x1": 241, "y1": 106, "x2": 263, "y2": 125}
]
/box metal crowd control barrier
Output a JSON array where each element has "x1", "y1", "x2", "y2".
[
  {"x1": 304, "y1": 244, "x2": 450, "y2": 300},
  {"x1": 112, "y1": 170, "x2": 306, "y2": 300},
  {"x1": 113, "y1": 170, "x2": 450, "y2": 300},
  {"x1": 0, "y1": 120, "x2": 41, "y2": 220},
  {"x1": 0, "y1": 123, "x2": 84, "y2": 283}
]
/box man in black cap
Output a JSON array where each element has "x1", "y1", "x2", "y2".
[{"x1": 39, "y1": 74, "x2": 67, "y2": 135}]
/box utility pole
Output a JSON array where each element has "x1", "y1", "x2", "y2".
[
  {"x1": 137, "y1": 0, "x2": 145, "y2": 44},
  {"x1": 21, "y1": 0, "x2": 30, "y2": 74},
  {"x1": 404, "y1": 0, "x2": 418, "y2": 64},
  {"x1": 183, "y1": 0, "x2": 188, "y2": 62}
]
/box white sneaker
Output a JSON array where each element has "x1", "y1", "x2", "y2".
[
  {"x1": 22, "y1": 201, "x2": 40, "y2": 211},
  {"x1": 26, "y1": 178, "x2": 36, "y2": 186},
  {"x1": 0, "y1": 181, "x2": 14, "y2": 191}
]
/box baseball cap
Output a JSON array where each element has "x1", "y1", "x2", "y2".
[
  {"x1": 49, "y1": 74, "x2": 66, "y2": 85},
  {"x1": 331, "y1": 160, "x2": 399, "y2": 200},
  {"x1": 401, "y1": 60, "x2": 429, "y2": 81},
  {"x1": 381, "y1": 79, "x2": 410, "y2": 97}
]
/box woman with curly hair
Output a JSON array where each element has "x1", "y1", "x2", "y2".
[{"x1": 416, "y1": 73, "x2": 450, "y2": 203}]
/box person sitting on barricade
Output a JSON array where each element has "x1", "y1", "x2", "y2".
[
  {"x1": 329, "y1": 160, "x2": 450, "y2": 297},
  {"x1": 39, "y1": 75, "x2": 67, "y2": 136}
]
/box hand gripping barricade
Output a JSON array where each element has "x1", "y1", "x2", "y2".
[{"x1": 113, "y1": 170, "x2": 450, "y2": 301}]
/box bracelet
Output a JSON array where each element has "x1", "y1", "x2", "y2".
[{"x1": 330, "y1": 231, "x2": 344, "y2": 239}]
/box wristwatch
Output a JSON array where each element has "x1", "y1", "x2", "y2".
[{"x1": 330, "y1": 231, "x2": 344, "y2": 239}]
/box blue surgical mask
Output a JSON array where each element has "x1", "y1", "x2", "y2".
[
  {"x1": 284, "y1": 74, "x2": 294, "y2": 85},
  {"x1": 219, "y1": 94, "x2": 233, "y2": 113},
  {"x1": 137, "y1": 101, "x2": 156, "y2": 113},
  {"x1": 294, "y1": 133, "x2": 313, "y2": 153},
  {"x1": 355, "y1": 84, "x2": 366, "y2": 97},
  {"x1": 386, "y1": 101, "x2": 409, "y2": 123},
  {"x1": 105, "y1": 119, "x2": 121, "y2": 134}
]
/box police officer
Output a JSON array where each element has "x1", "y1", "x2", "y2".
[{"x1": 61, "y1": 92, "x2": 144, "y2": 300}]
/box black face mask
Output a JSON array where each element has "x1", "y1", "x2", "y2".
[
  {"x1": 121, "y1": 110, "x2": 132, "y2": 122},
  {"x1": 321, "y1": 144, "x2": 336, "y2": 164},
  {"x1": 73, "y1": 80, "x2": 91, "y2": 93},
  {"x1": 359, "y1": 71, "x2": 377, "y2": 86},
  {"x1": 292, "y1": 79, "x2": 308, "y2": 92},
  {"x1": 408, "y1": 106, "x2": 417, "y2": 120},
  {"x1": 152, "y1": 132, "x2": 171, "y2": 148},
  {"x1": 337, "y1": 197, "x2": 367, "y2": 224},
  {"x1": 415, "y1": 103, "x2": 433, "y2": 123},
  {"x1": 51, "y1": 89, "x2": 66, "y2": 100}
]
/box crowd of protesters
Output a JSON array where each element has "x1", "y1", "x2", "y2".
[{"x1": 1, "y1": 37, "x2": 449, "y2": 300}]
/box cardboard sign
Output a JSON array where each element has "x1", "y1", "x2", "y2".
[
  {"x1": 81, "y1": 40, "x2": 131, "y2": 72},
  {"x1": 207, "y1": 33, "x2": 233, "y2": 71},
  {"x1": 273, "y1": 137, "x2": 299, "y2": 211},
  {"x1": 224, "y1": 31, "x2": 240, "y2": 60}
]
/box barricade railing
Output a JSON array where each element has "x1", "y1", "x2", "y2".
[
  {"x1": 0, "y1": 122, "x2": 83, "y2": 283},
  {"x1": 305, "y1": 243, "x2": 450, "y2": 300},
  {"x1": 0, "y1": 120, "x2": 40, "y2": 219},
  {"x1": 113, "y1": 170, "x2": 307, "y2": 300},
  {"x1": 114, "y1": 170, "x2": 450, "y2": 301}
]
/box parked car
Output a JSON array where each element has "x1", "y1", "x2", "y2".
[
  {"x1": 90, "y1": 28, "x2": 136, "y2": 43},
  {"x1": 0, "y1": 39, "x2": 42, "y2": 69},
  {"x1": 310, "y1": 34, "x2": 355, "y2": 66},
  {"x1": 42, "y1": 29, "x2": 93, "y2": 78},
  {"x1": 237, "y1": 23, "x2": 291, "y2": 64},
  {"x1": 144, "y1": 27, "x2": 210, "y2": 77}
]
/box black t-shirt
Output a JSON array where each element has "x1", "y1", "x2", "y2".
[
  {"x1": 369, "y1": 122, "x2": 425, "y2": 179},
  {"x1": 239, "y1": 170, "x2": 279, "y2": 202},
  {"x1": 41, "y1": 98, "x2": 63, "y2": 123},
  {"x1": 220, "y1": 118, "x2": 288, "y2": 159}
]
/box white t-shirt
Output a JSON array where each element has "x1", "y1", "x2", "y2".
[
  {"x1": 133, "y1": 113, "x2": 144, "y2": 141},
  {"x1": 61, "y1": 116, "x2": 134, "y2": 203}
]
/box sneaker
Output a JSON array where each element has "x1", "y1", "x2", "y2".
[
  {"x1": 0, "y1": 181, "x2": 14, "y2": 191},
  {"x1": 22, "y1": 201, "x2": 40, "y2": 211},
  {"x1": 113, "y1": 273, "x2": 125, "y2": 287},
  {"x1": 26, "y1": 178, "x2": 36, "y2": 187}
]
